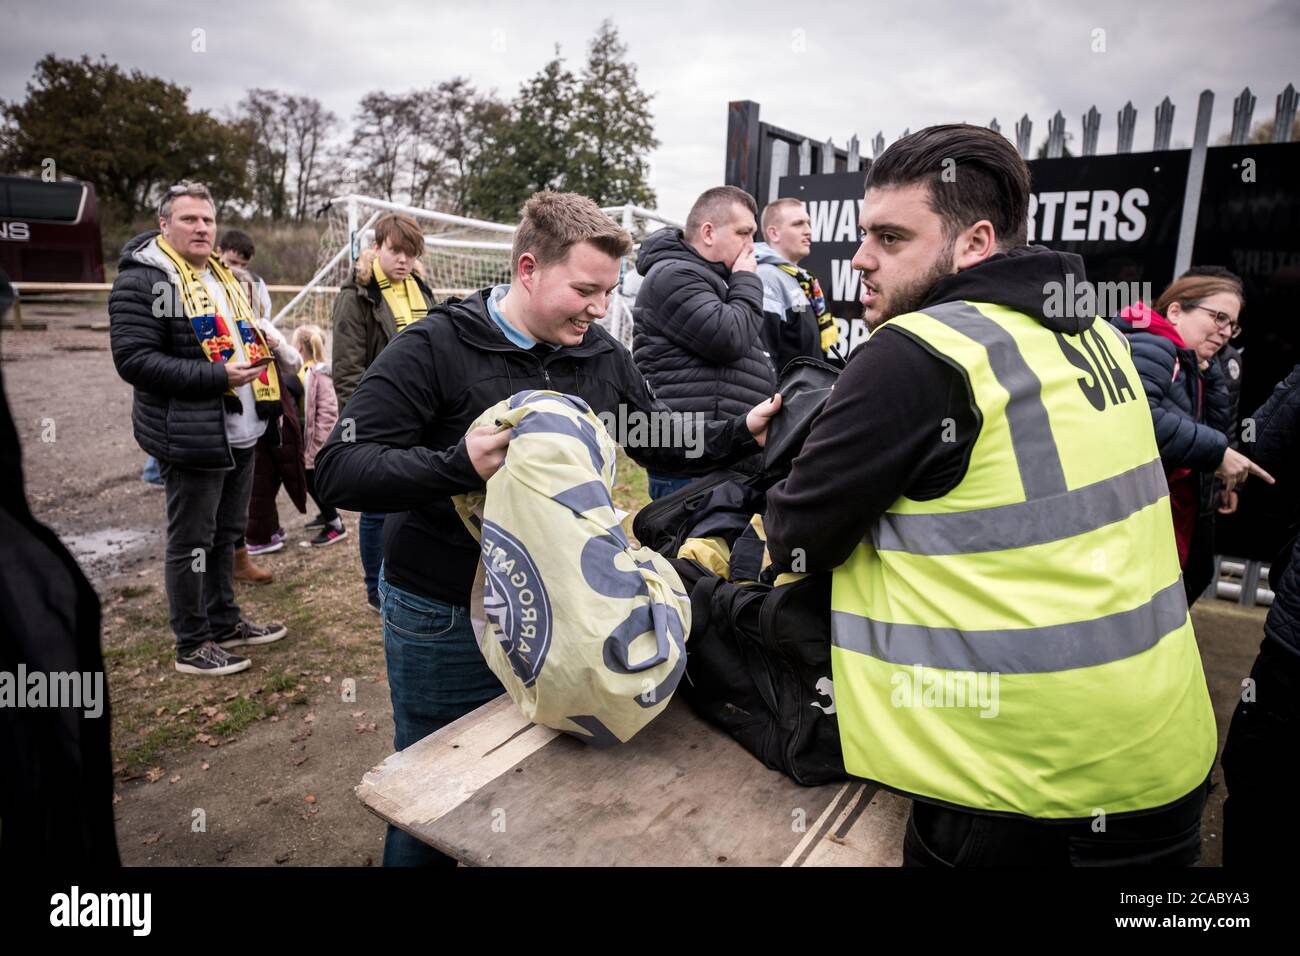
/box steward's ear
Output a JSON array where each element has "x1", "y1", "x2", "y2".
[{"x1": 952, "y1": 220, "x2": 997, "y2": 271}]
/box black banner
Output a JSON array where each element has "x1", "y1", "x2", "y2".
[
  {"x1": 777, "y1": 169, "x2": 869, "y2": 354},
  {"x1": 777, "y1": 144, "x2": 1300, "y2": 559}
]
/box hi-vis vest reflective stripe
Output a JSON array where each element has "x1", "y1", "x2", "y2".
[{"x1": 830, "y1": 300, "x2": 1217, "y2": 819}]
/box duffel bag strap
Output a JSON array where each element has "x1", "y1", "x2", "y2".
[{"x1": 687, "y1": 571, "x2": 724, "y2": 640}]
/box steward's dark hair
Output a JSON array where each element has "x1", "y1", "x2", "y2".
[{"x1": 865, "y1": 124, "x2": 1030, "y2": 248}]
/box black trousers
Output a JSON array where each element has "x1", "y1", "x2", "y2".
[
  {"x1": 159, "y1": 446, "x2": 256, "y2": 654},
  {"x1": 1184, "y1": 510, "x2": 1218, "y2": 606},
  {"x1": 903, "y1": 776, "x2": 1210, "y2": 867},
  {"x1": 1221, "y1": 636, "x2": 1300, "y2": 867}
]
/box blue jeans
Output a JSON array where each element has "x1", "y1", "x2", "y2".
[
  {"x1": 379, "y1": 570, "x2": 504, "y2": 867},
  {"x1": 141, "y1": 455, "x2": 162, "y2": 484},
  {"x1": 359, "y1": 512, "x2": 386, "y2": 601},
  {"x1": 647, "y1": 472, "x2": 692, "y2": 501}
]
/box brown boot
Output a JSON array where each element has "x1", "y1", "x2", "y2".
[{"x1": 234, "y1": 546, "x2": 274, "y2": 585}]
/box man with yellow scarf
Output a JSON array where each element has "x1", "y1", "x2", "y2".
[
  {"x1": 331, "y1": 213, "x2": 436, "y2": 613},
  {"x1": 109, "y1": 182, "x2": 288, "y2": 676}
]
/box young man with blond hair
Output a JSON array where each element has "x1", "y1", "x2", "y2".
[{"x1": 316, "y1": 190, "x2": 779, "y2": 866}]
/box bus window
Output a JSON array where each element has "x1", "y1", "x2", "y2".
[
  {"x1": 0, "y1": 176, "x2": 104, "y2": 283},
  {"x1": 1, "y1": 179, "x2": 86, "y2": 223}
]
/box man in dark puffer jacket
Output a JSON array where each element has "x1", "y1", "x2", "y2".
[
  {"x1": 109, "y1": 182, "x2": 286, "y2": 677},
  {"x1": 633, "y1": 186, "x2": 776, "y2": 498},
  {"x1": 1221, "y1": 362, "x2": 1300, "y2": 867}
]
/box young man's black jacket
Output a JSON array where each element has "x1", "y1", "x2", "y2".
[
  {"x1": 314, "y1": 288, "x2": 759, "y2": 606},
  {"x1": 765, "y1": 245, "x2": 1094, "y2": 573}
]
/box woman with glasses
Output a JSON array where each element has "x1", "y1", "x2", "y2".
[{"x1": 1112, "y1": 269, "x2": 1274, "y2": 604}]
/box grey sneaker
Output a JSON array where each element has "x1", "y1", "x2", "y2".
[
  {"x1": 215, "y1": 620, "x2": 288, "y2": 649},
  {"x1": 175, "y1": 641, "x2": 251, "y2": 676}
]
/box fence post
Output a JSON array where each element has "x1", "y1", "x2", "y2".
[
  {"x1": 872, "y1": 132, "x2": 885, "y2": 158},
  {"x1": 798, "y1": 138, "x2": 812, "y2": 175},
  {"x1": 1274, "y1": 83, "x2": 1298, "y2": 143},
  {"x1": 1081, "y1": 106, "x2": 1101, "y2": 156},
  {"x1": 1230, "y1": 87, "x2": 1256, "y2": 145},
  {"x1": 821, "y1": 137, "x2": 837, "y2": 173},
  {"x1": 1046, "y1": 111, "x2": 1066, "y2": 158},
  {"x1": 725, "y1": 100, "x2": 762, "y2": 195},
  {"x1": 1173, "y1": 90, "x2": 1214, "y2": 277},
  {"x1": 768, "y1": 139, "x2": 791, "y2": 202},
  {"x1": 1117, "y1": 101, "x2": 1137, "y2": 153},
  {"x1": 1014, "y1": 114, "x2": 1033, "y2": 159},
  {"x1": 1154, "y1": 96, "x2": 1176, "y2": 150}
]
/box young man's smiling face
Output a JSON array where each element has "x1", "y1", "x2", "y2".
[{"x1": 517, "y1": 240, "x2": 622, "y2": 346}]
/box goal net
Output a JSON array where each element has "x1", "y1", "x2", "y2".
[{"x1": 273, "y1": 195, "x2": 680, "y2": 353}]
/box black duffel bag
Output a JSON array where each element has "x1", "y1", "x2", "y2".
[{"x1": 633, "y1": 357, "x2": 848, "y2": 786}]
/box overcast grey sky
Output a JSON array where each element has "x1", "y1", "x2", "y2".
[{"x1": 4, "y1": 0, "x2": 1298, "y2": 218}]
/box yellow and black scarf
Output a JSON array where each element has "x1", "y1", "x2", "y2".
[
  {"x1": 156, "y1": 236, "x2": 281, "y2": 417},
  {"x1": 776, "y1": 262, "x2": 839, "y2": 352},
  {"x1": 373, "y1": 259, "x2": 428, "y2": 333}
]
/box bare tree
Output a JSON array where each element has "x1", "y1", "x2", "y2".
[
  {"x1": 349, "y1": 90, "x2": 417, "y2": 203},
  {"x1": 238, "y1": 88, "x2": 292, "y2": 218},
  {"x1": 431, "y1": 77, "x2": 507, "y2": 215},
  {"x1": 285, "y1": 95, "x2": 337, "y2": 221}
]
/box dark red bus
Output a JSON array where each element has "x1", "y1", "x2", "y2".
[{"x1": 0, "y1": 175, "x2": 105, "y2": 283}]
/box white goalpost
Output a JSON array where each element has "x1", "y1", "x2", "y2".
[{"x1": 272, "y1": 194, "x2": 681, "y2": 352}]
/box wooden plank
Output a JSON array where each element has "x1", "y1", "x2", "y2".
[
  {"x1": 357, "y1": 693, "x2": 907, "y2": 866},
  {"x1": 796, "y1": 786, "x2": 911, "y2": 867},
  {"x1": 355, "y1": 694, "x2": 557, "y2": 846}
]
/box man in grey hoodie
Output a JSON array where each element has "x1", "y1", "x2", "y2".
[{"x1": 755, "y1": 197, "x2": 839, "y2": 372}]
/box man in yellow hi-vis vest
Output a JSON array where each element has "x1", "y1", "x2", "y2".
[{"x1": 764, "y1": 125, "x2": 1216, "y2": 866}]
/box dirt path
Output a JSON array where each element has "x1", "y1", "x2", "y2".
[{"x1": 3, "y1": 299, "x2": 1268, "y2": 866}]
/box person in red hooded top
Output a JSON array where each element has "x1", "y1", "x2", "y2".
[{"x1": 1111, "y1": 270, "x2": 1273, "y2": 603}]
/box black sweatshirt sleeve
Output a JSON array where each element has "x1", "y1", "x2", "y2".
[
  {"x1": 1247, "y1": 362, "x2": 1300, "y2": 482},
  {"x1": 610, "y1": 338, "x2": 760, "y2": 476},
  {"x1": 314, "y1": 321, "x2": 482, "y2": 512},
  {"x1": 764, "y1": 327, "x2": 978, "y2": 573}
]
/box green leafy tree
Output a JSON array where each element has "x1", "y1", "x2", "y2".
[
  {"x1": 1, "y1": 54, "x2": 251, "y2": 218},
  {"x1": 465, "y1": 48, "x2": 579, "y2": 222},
  {"x1": 569, "y1": 20, "x2": 659, "y2": 207}
]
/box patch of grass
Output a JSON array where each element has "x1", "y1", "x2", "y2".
[
  {"x1": 116, "y1": 584, "x2": 154, "y2": 600},
  {"x1": 264, "y1": 668, "x2": 298, "y2": 693},
  {"x1": 208, "y1": 696, "x2": 268, "y2": 737},
  {"x1": 127, "y1": 720, "x2": 199, "y2": 770},
  {"x1": 121, "y1": 604, "x2": 172, "y2": 632},
  {"x1": 103, "y1": 556, "x2": 380, "y2": 770},
  {"x1": 612, "y1": 449, "x2": 649, "y2": 513}
]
